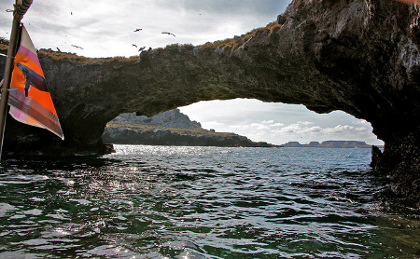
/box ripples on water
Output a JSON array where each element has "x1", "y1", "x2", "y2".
[{"x1": 0, "y1": 145, "x2": 418, "y2": 258}]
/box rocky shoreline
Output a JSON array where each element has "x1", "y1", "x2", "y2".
[
  {"x1": 103, "y1": 123, "x2": 279, "y2": 147},
  {"x1": 102, "y1": 110, "x2": 279, "y2": 147}
]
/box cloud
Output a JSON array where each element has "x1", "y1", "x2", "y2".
[
  {"x1": 182, "y1": 100, "x2": 383, "y2": 146},
  {"x1": 297, "y1": 121, "x2": 314, "y2": 125},
  {"x1": 270, "y1": 122, "x2": 370, "y2": 142},
  {"x1": 272, "y1": 123, "x2": 285, "y2": 127},
  {"x1": 324, "y1": 125, "x2": 366, "y2": 133},
  {"x1": 250, "y1": 123, "x2": 270, "y2": 130},
  {"x1": 262, "y1": 120, "x2": 274, "y2": 124},
  {"x1": 202, "y1": 120, "x2": 225, "y2": 129},
  {"x1": 352, "y1": 120, "x2": 370, "y2": 125}
]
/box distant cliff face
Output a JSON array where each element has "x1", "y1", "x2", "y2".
[
  {"x1": 103, "y1": 109, "x2": 277, "y2": 147},
  {"x1": 102, "y1": 125, "x2": 277, "y2": 147},
  {"x1": 0, "y1": 0, "x2": 419, "y2": 205},
  {"x1": 110, "y1": 109, "x2": 202, "y2": 129}
]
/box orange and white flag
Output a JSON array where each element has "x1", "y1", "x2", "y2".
[{"x1": 8, "y1": 25, "x2": 64, "y2": 140}]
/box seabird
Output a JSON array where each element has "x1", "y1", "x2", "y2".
[
  {"x1": 162, "y1": 31, "x2": 176, "y2": 37},
  {"x1": 134, "y1": 28, "x2": 142, "y2": 32},
  {"x1": 71, "y1": 44, "x2": 84, "y2": 50},
  {"x1": 132, "y1": 44, "x2": 138, "y2": 48}
]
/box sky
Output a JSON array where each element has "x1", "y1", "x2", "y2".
[{"x1": 0, "y1": 0, "x2": 384, "y2": 145}]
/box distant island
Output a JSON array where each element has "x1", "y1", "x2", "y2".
[
  {"x1": 282, "y1": 141, "x2": 374, "y2": 148},
  {"x1": 102, "y1": 109, "x2": 279, "y2": 147},
  {"x1": 102, "y1": 110, "x2": 376, "y2": 148}
]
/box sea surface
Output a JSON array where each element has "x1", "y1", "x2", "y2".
[{"x1": 0, "y1": 145, "x2": 419, "y2": 258}]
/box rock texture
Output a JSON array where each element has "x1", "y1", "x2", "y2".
[
  {"x1": 110, "y1": 109, "x2": 202, "y2": 129},
  {"x1": 0, "y1": 0, "x2": 419, "y2": 205}
]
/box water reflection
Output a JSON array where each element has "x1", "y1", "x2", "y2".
[{"x1": 0, "y1": 145, "x2": 418, "y2": 258}]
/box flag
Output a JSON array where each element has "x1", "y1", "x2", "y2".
[{"x1": 8, "y1": 25, "x2": 64, "y2": 140}]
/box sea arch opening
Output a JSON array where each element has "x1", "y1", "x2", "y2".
[{"x1": 178, "y1": 99, "x2": 383, "y2": 147}]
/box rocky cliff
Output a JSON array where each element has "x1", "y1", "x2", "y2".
[
  {"x1": 110, "y1": 109, "x2": 202, "y2": 129},
  {"x1": 0, "y1": 0, "x2": 419, "y2": 206},
  {"x1": 103, "y1": 109, "x2": 277, "y2": 147},
  {"x1": 102, "y1": 124, "x2": 277, "y2": 147}
]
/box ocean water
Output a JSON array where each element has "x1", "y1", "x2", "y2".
[{"x1": 0, "y1": 145, "x2": 418, "y2": 258}]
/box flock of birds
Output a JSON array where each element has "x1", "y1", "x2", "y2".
[
  {"x1": 132, "y1": 28, "x2": 176, "y2": 53},
  {"x1": 61, "y1": 29, "x2": 176, "y2": 53},
  {"x1": 61, "y1": 25, "x2": 177, "y2": 54},
  {"x1": 1, "y1": 9, "x2": 188, "y2": 55},
  {"x1": 60, "y1": 11, "x2": 178, "y2": 54}
]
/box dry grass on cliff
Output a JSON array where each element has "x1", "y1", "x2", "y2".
[
  {"x1": 0, "y1": 43, "x2": 8, "y2": 52},
  {"x1": 1, "y1": 42, "x2": 135, "y2": 65},
  {"x1": 1, "y1": 44, "x2": 128, "y2": 66},
  {"x1": 200, "y1": 21, "x2": 281, "y2": 52},
  {"x1": 148, "y1": 43, "x2": 196, "y2": 54},
  {"x1": 38, "y1": 48, "x2": 110, "y2": 64}
]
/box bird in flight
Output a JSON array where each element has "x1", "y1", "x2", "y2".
[
  {"x1": 162, "y1": 31, "x2": 176, "y2": 37},
  {"x1": 134, "y1": 28, "x2": 142, "y2": 32},
  {"x1": 71, "y1": 44, "x2": 84, "y2": 50}
]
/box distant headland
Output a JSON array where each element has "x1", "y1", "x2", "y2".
[
  {"x1": 282, "y1": 141, "x2": 376, "y2": 148},
  {"x1": 102, "y1": 109, "x2": 279, "y2": 147}
]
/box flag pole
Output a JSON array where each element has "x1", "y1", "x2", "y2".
[{"x1": 0, "y1": 0, "x2": 33, "y2": 160}]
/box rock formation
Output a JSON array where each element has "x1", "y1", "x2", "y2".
[
  {"x1": 102, "y1": 125, "x2": 278, "y2": 147},
  {"x1": 102, "y1": 109, "x2": 278, "y2": 147},
  {"x1": 110, "y1": 109, "x2": 202, "y2": 129},
  {"x1": 0, "y1": 0, "x2": 419, "y2": 205}
]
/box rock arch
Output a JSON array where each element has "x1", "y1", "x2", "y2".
[{"x1": 1, "y1": 0, "x2": 419, "y2": 204}]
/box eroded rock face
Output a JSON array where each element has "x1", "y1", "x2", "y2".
[{"x1": 0, "y1": 0, "x2": 419, "y2": 205}]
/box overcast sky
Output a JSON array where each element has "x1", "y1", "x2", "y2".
[{"x1": 0, "y1": 0, "x2": 383, "y2": 145}]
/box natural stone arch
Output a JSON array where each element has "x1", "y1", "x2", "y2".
[
  {"x1": 1, "y1": 0, "x2": 419, "y2": 204},
  {"x1": 35, "y1": 0, "x2": 418, "y2": 147}
]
